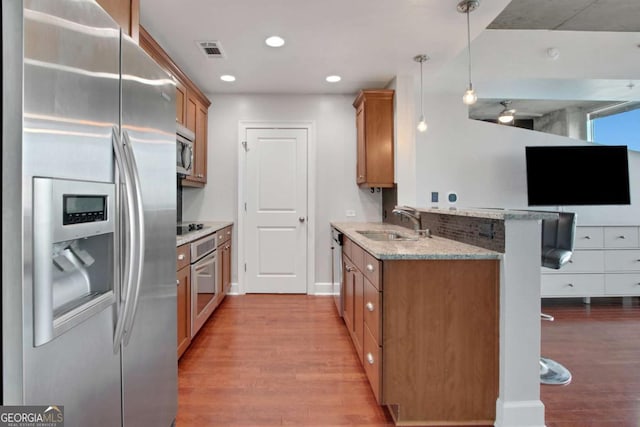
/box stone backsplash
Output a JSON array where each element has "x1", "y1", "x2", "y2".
[{"x1": 419, "y1": 211, "x2": 505, "y2": 253}]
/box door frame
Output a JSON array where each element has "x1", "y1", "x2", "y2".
[{"x1": 237, "y1": 121, "x2": 316, "y2": 295}]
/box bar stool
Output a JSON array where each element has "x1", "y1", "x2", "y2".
[{"x1": 539, "y1": 211, "x2": 576, "y2": 385}]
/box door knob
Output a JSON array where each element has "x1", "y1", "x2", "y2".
[{"x1": 299, "y1": 217, "x2": 305, "y2": 223}]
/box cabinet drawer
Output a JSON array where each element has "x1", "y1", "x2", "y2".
[
  {"x1": 177, "y1": 244, "x2": 190, "y2": 270},
  {"x1": 574, "y1": 227, "x2": 604, "y2": 249},
  {"x1": 604, "y1": 227, "x2": 639, "y2": 248},
  {"x1": 363, "y1": 251, "x2": 381, "y2": 290},
  {"x1": 363, "y1": 278, "x2": 381, "y2": 343},
  {"x1": 343, "y1": 238, "x2": 353, "y2": 263},
  {"x1": 349, "y1": 241, "x2": 365, "y2": 272},
  {"x1": 541, "y1": 274, "x2": 605, "y2": 297},
  {"x1": 543, "y1": 250, "x2": 603, "y2": 273},
  {"x1": 217, "y1": 226, "x2": 232, "y2": 247},
  {"x1": 605, "y1": 274, "x2": 640, "y2": 296},
  {"x1": 363, "y1": 324, "x2": 382, "y2": 404},
  {"x1": 604, "y1": 250, "x2": 640, "y2": 272}
]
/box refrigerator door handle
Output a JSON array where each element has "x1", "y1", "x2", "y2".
[
  {"x1": 112, "y1": 126, "x2": 137, "y2": 352},
  {"x1": 121, "y1": 130, "x2": 145, "y2": 346}
]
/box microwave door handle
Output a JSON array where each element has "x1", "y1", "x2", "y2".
[
  {"x1": 122, "y1": 130, "x2": 146, "y2": 346},
  {"x1": 112, "y1": 126, "x2": 137, "y2": 352}
]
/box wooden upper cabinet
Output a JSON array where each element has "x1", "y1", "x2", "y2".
[
  {"x1": 138, "y1": 26, "x2": 211, "y2": 188},
  {"x1": 182, "y1": 95, "x2": 208, "y2": 186},
  {"x1": 185, "y1": 95, "x2": 197, "y2": 133},
  {"x1": 96, "y1": 0, "x2": 139, "y2": 42},
  {"x1": 175, "y1": 80, "x2": 187, "y2": 126},
  {"x1": 353, "y1": 90, "x2": 395, "y2": 188}
]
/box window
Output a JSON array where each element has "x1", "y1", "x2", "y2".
[{"x1": 588, "y1": 102, "x2": 640, "y2": 152}]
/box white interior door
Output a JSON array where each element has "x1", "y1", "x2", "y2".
[{"x1": 245, "y1": 128, "x2": 308, "y2": 293}]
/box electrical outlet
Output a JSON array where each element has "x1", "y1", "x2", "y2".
[
  {"x1": 431, "y1": 192, "x2": 439, "y2": 203},
  {"x1": 346, "y1": 210, "x2": 356, "y2": 217}
]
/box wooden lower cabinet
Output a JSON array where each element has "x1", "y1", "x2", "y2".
[
  {"x1": 176, "y1": 244, "x2": 191, "y2": 359},
  {"x1": 342, "y1": 237, "x2": 499, "y2": 426},
  {"x1": 216, "y1": 225, "x2": 233, "y2": 300}
]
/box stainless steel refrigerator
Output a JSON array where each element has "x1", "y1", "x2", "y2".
[{"x1": 2, "y1": 1, "x2": 177, "y2": 426}]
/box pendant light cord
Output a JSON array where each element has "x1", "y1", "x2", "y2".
[
  {"x1": 420, "y1": 59, "x2": 424, "y2": 117},
  {"x1": 466, "y1": 9, "x2": 472, "y2": 90}
]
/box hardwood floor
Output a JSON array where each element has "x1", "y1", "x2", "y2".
[
  {"x1": 177, "y1": 295, "x2": 393, "y2": 426},
  {"x1": 177, "y1": 295, "x2": 640, "y2": 426},
  {"x1": 540, "y1": 297, "x2": 640, "y2": 427}
]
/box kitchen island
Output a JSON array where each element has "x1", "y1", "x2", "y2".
[{"x1": 333, "y1": 208, "x2": 555, "y2": 427}]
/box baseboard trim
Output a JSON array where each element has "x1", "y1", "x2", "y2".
[
  {"x1": 494, "y1": 398, "x2": 545, "y2": 427},
  {"x1": 309, "y1": 282, "x2": 335, "y2": 295}
]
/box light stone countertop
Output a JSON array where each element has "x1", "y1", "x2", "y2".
[
  {"x1": 176, "y1": 221, "x2": 233, "y2": 247},
  {"x1": 331, "y1": 222, "x2": 501, "y2": 260},
  {"x1": 416, "y1": 207, "x2": 558, "y2": 221}
]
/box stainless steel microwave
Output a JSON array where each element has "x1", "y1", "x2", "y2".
[{"x1": 176, "y1": 124, "x2": 194, "y2": 176}]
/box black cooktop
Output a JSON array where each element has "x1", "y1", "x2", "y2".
[{"x1": 177, "y1": 223, "x2": 204, "y2": 235}]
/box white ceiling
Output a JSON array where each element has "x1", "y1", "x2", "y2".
[
  {"x1": 139, "y1": 0, "x2": 640, "y2": 99},
  {"x1": 139, "y1": 0, "x2": 511, "y2": 95}
]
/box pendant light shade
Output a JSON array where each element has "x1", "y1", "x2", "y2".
[
  {"x1": 414, "y1": 54, "x2": 429, "y2": 133},
  {"x1": 458, "y1": 0, "x2": 479, "y2": 105}
]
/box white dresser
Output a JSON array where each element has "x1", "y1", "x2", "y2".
[{"x1": 541, "y1": 226, "x2": 640, "y2": 298}]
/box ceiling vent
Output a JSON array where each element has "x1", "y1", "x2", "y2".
[{"x1": 197, "y1": 41, "x2": 225, "y2": 58}]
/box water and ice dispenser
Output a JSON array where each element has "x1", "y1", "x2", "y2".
[{"x1": 33, "y1": 177, "x2": 116, "y2": 346}]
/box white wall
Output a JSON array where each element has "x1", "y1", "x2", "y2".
[
  {"x1": 415, "y1": 93, "x2": 640, "y2": 225},
  {"x1": 182, "y1": 94, "x2": 382, "y2": 286}
]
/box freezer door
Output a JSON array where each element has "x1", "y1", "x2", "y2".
[
  {"x1": 119, "y1": 34, "x2": 178, "y2": 426},
  {"x1": 13, "y1": 1, "x2": 123, "y2": 426}
]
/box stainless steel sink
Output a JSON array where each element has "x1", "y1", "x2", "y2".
[{"x1": 356, "y1": 230, "x2": 419, "y2": 241}]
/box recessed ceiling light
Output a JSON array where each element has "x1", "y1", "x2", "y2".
[
  {"x1": 265, "y1": 36, "x2": 285, "y2": 47},
  {"x1": 220, "y1": 75, "x2": 236, "y2": 82},
  {"x1": 326, "y1": 75, "x2": 341, "y2": 83}
]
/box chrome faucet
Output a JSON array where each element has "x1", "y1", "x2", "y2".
[{"x1": 392, "y1": 206, "x2": 431, "y2": 237}]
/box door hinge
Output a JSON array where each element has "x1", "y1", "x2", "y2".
[
  {"x1": 242, "y1": 141, "x2": 249, "y2": 152},
  {"x1": 244, "y1": 263, "x2": 247, "y2": 272}
]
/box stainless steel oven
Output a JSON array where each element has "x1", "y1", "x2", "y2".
[
  {"x1": 331, "y1": 227, "x2": 343, "y2": 317},
  {"x1": 190, "y1": 232, "x2": 219, "y2": 336},
  {"x1": 176, "y1": 123, "x2": 194, "y2": 176}
]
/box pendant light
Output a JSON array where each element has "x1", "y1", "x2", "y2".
[
  {"x1": 498, "y1": 100, "x2": 515, "y2": 124},
  {"x1": 414, "y1": 54, "x2": 429, "y2": 132},
  {"x1": 457, "y1": 0, "x2": 480, "y2": 105}
]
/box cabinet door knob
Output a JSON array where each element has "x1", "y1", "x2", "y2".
[
  {"x1": 178, "y1": 254, "x2": 185, "y2": 260},
  {"x1": 366, "y1": 302, "x2": 374, "y2": 312},
  {"x1": 568, "y1": 259, "x2": 573, "y2": 263},
  {"x1": 567, "y1": 283, "x2": 574, "y2": 287},
  {"x1": 176, "y1": 279, "x2": 180, "y2": 286},
  {"x1": 366, "y1": 353, "x2": 375, "y2": 365},
  {"x1": 366, "y1": 264, "x2": 374, "y2": 273},
  {"x1": 618, "y1": 235, "x2": 626, "y2": 239},
  {"x1": 197, "y1": 173, "x2": 204, "y2": 178},
  {"x1": 584, "y1": 236, "x2": 591, "y2": 239},
  {"x1": 225, "y1": 245, "x2": 230, "y2": 250},
  {"x1": 345, "y1": 266, "x2": 355, "y2": 272},
  {"x1": 299, "y1": 217, "x2": 306, "y2": 223}
]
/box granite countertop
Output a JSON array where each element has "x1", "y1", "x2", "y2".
[
  {"x1": 331, "y1": 222, "x2": 501, "y2": 260},
  {"x1": 176, "y1": 221, "x2": 233, "y2": 247},
  {"x1": 416, "y1": 207, "x2": 558, "y2": 221}
]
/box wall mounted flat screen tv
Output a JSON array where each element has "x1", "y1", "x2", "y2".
[{"x1": 525, "y1": 145, "x2": 630, "y2": 206}]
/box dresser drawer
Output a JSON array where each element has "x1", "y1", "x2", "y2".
[
  {"x1": 604, "y1": 250, "x2": 640, "y2": 272},
  {"x1": 176, "y1": 244, "x2": 190, "y2": 270},
  {"x1": 363, "y1": 251, "x2": 381, "y2": 290},
  {"x1": 541, "y1": 274, "x2": 605, "y2": 297},
  {"x1": 605, "y1": 274, "x2": 640, "y2": 296},
  {"x1": 363, "y1": 278, "x2": 381, "y2": 343},
  {"x1": 604, "y1": 227, "x2": 639, "y2": 248},
  {"x1": 363, "y1": 324, "x2": 381, "y2": 404},
  {"x1": 574, "y1": 227, "x2": 604, "y2": 249},
  {"x1": 543, "y1": 250, "x2": 603, "y2": 273}
]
